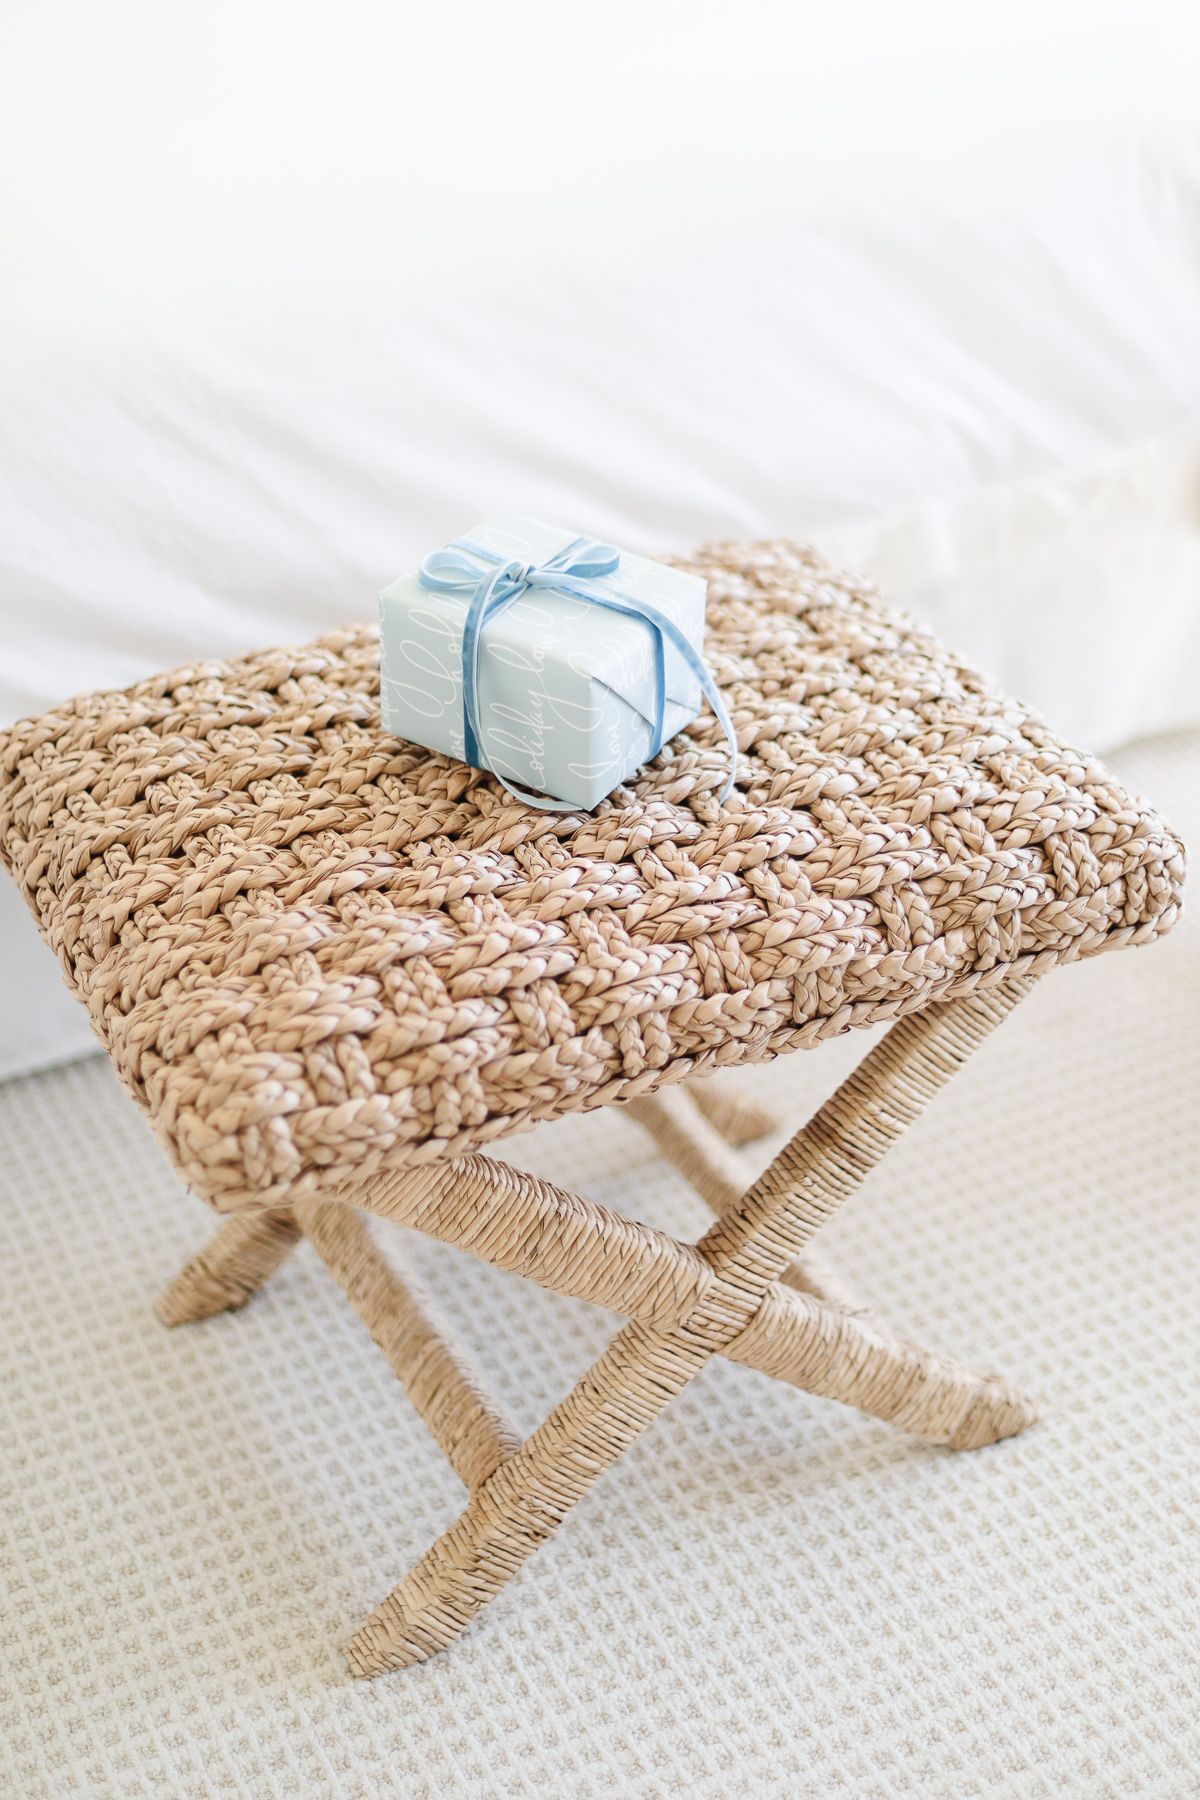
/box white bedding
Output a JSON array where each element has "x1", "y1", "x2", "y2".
[{"x1": 3, "y1": 4, "x2": 1199, "y2": 1077}]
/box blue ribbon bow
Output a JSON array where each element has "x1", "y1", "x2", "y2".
[{"x1": 417, "y1": 534, "x2": 736, "y2": 810}]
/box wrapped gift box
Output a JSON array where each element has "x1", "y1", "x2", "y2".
[{"x1": 379, "y1": 512, "x2": 709, "y2": 810}]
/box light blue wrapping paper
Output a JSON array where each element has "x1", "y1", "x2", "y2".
[{"x1": 379, "y1": 512, "x2": 707, "y2": 808}]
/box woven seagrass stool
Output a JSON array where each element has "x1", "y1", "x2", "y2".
[{"x1": 0, "y1": 543, "x2": 1183, "y2": 1675}]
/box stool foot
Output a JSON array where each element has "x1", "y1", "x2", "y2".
[
  {"x1": 726, "y1": 1285, "x2": 1038, "y2": 1450},
  {"x1": 157, "y1": 1210, "x2": 301, "y2": 1325},
  {"x1": 687, "y1": 1078, "x2": 776, "y2": 1146}
]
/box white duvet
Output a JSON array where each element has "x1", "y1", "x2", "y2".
[{"x1": 2, "y1": 2, "x2": 1199, "y2": 1076}]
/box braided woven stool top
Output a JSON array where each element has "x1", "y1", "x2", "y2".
[{"x1": 0, "y1": 542, "x2": 1184, "y2": 1212}]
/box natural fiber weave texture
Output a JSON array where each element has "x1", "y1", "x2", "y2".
[{"x1": 0, "y1": 542, "x2": 1184, "y2": 1212}]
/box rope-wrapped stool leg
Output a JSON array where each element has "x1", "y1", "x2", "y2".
[
  {"x1": 346, "y1": 974, "x2": 1038, "y2": 1673},
  {"x1": 354, "y1": 1153, "x2": 1033, "y2": 1445},
  {"x1": 344, "y1": 1316, "x2": 714, "y2": 1674},
  {"x1": 295, "y1": 1198, "x2": 521, "y2": 1491},
  {"x1": 725, "y1": 1285, "x2": 1035, "y2": 1451},
  {"x1": 629, "y1": 1087, "x2": 867, "y2": 1314},
  {"x1": 686, "y1": 1077, "x2": 776, "y2": 1147},
  {"x1": 157, "y1": 1210, "x2": 301, "y2": 1325}
]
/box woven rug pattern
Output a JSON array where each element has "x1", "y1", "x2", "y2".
[{"x1": 0, "y1": 544, "x2": 1184, "y2": 1212}]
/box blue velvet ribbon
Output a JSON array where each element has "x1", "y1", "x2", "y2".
[{"x1": 417, "y1": 534, "x2": 736, "y2": 809}]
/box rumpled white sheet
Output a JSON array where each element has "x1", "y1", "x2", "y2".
[{"x1": 2, "y1": 3, "x2": 1199, "y2": 1076}]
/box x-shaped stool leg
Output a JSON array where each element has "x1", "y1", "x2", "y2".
[
  {"x1": 159, "y1": 973, "x2": 1039, "y2": 1674},
  {"x1": 627, "y1": 1087, "x2": 872, "y2": 1316}
]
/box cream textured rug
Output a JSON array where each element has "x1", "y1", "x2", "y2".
[{"x1": 1, "y1": 733, "x2": 1196, "y2": 1800}]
